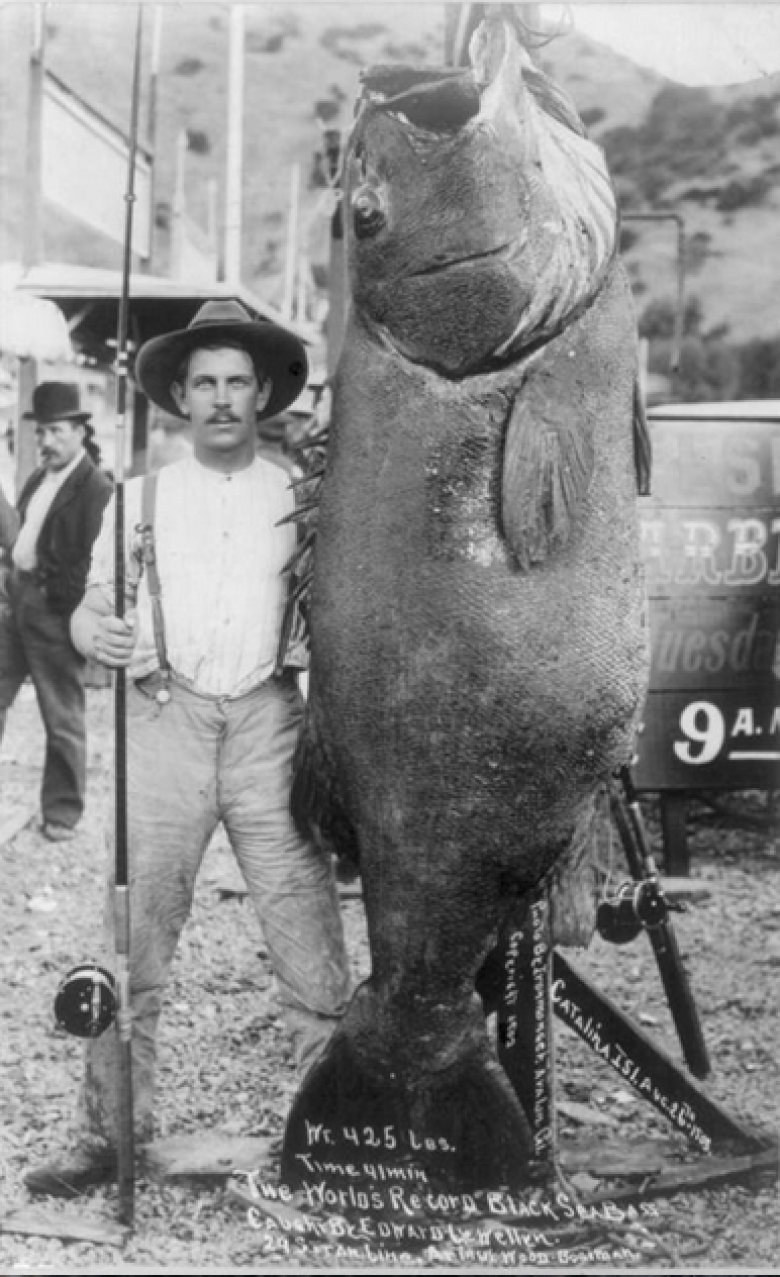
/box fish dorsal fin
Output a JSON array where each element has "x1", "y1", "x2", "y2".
[
  {"x1": 523, "y1": 63, "x2": 588, "y2": 139},
  {"x1": 501, "y1": 367, "x2": 595, "y2": 570}
]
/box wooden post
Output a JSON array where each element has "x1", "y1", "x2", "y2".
[
  {"x1": 661, "y1": 793, "x2": 690, "y2": 876},
  {"x1": 16, "y1": 6, "x2": 45, "y2": 497},
  {"x1": 323, "y1": 128, "x2": 346, "y2": 378},
  {"x1": 444, "y1": 3, "x2": 476, "y2": 64},
  {"x1": 296, "y1": 247, "x2": 308, "y2": 325},
  {"x1": 207, "y1": 178, "x2": 218, "y2": 280},
  {"x1": 282, "y1": 163, "x2": 300, "y2": 323},
  {"x1": 130, "y1": 377, "x2": 148, "y2": 478},
  {"x1": 23, "y1": 6, "x2": 44, "y2": 270},
  {"x1": 223, "y1": 4, "x2": 244, "y2": 284},
  {"x1": 142, "y1": 5, "x2": 163, "y2": 274},
  {"x1": 170, "y1": 129, "x2": 187, "y2": 280},
  {"x1": 445, "y1": 4, "x2": 543, "y2": 64},
  {"x1": 15, "y1": 359, "x2": 39, "y2": 500}
]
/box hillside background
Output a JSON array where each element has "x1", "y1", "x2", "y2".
[{"x1": 1, "y1": 2, "x2": 780, "y2": 399}]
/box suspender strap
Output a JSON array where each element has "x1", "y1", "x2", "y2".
[
  {"x1": 137, "y1": 472, "x2": 171, "y2": 686},
  {"x1": 135, "y1": 471, "x2": 297, "y2": 687}
]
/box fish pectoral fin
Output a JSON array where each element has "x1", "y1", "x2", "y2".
[
  {"x1": 500, "y1": 386, "x2": 594, "y2": 569},
  {"x1": 633, "y1": 374, "x2": 652, "y2": 497},
  {"x1": 291, "y1": 701, "x2": 360, "y2": 865}
]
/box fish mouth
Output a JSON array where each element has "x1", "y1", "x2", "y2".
[
  {"x1": 352, "y1": 15, "x2": 618, "y2": 370},
  {"x1": 358, "y1": 15, "x2": 521, "y2": 140},
  {"x1": 411, "y1": 238, "x2": 517, "y2": 278},
  {"x1": 359, "y1": 64, "x2": 482, "y2": 136}
]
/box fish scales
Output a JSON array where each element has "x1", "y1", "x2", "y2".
[{"x1": 283, "y1": 15, "x2": 650, "y2": 1193}]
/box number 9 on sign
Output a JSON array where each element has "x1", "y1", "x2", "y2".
[{"x1": 673, "y1": 701, "x2": 726, "y2": 764}]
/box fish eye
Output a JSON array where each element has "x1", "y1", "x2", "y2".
[{"x1": 352, "y1": 185, "x2": 386, "y2": 239}]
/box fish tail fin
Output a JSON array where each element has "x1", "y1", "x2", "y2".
[{"x1": 282, "y1": 1010, "x2": 537, "y2": 1191}]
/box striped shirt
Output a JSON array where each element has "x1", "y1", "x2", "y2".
[{"x1": 88, "y1": 455, "x2": 297, "y2": 696}]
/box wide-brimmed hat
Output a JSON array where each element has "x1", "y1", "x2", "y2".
[
  {"x1": 24, "y1": 381, "x2": 92, "y2": 426},
  {"x1": 134, "y1": 299, "x2": 309, "y2": 421}
]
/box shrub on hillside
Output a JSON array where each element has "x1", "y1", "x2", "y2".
[
  {"x1": 580, "y1": 106, "x2": 606, "y2": 129},
  {"x1": 186, "y1": 130, "x2": 210, "y2": 156},
  {"x1": 640, "y1": 296, "x2": 704, "y2": 341},
  {"x1": 716, "y1": 175, "x2": 771, "y2": 212},
  {"x1": 725, "y1": 94, "x2": 780, "y2": 145},
  {"x1": 175, "y1": 58, "x2": 205, "y2": 77},
  {"x1": 679, "y1": 183, "x2": 724, "y2": 205},
  {"x1": 381, "y1": 41, "x2": 431, "y2": 62},
  {"x1": 674, "y1": 338, "x2": 740, "y2": 402},
  {"x1": 685, "y1": 231, "x2": 712, "y2": 274},
  {"x1": 647, "y1": 327, "x2": 780, "y2": 401},
  {"x1": 738, "y1": 338, "x2": 780, "y2": 398},
  {"x1": 603, "y1": 84, "x2": 726, "y2": 204},
  {"x1": 248, "y1": 32, "x2": 285, "y2": 54},
  {"x1": 321, "y1": 24, "x2": 387, "y2": 63},
  {"x1": 246, "y1": 12, "x2": 299, "y2": 53}
]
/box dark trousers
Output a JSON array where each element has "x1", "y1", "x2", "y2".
[{"x1": 0, "y1": 568, "x2": 86, "y2": 828}]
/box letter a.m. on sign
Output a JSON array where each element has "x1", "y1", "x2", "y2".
[{"x1": 634, "y1": 400, "x2": 780, "y2": 791}]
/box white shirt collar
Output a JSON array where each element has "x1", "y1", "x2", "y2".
[{"x1": 40, "y1": 445, "x2": 86, "y2": 487}]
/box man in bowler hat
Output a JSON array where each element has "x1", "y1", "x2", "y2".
[
  {"x1": 0, "y1": 382, "x2": 112, "y2": 841},
  {"x1": 25, "y1": 300, "x2": 351, "y2": 1196}
]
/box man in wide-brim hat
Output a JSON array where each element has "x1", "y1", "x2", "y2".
[
  {"x1": 0, "y1": 380, "x2": 112, "y2": 843},
  {"x1": 134, "y1": 297, "x2": 308, "y2": 424},
  {"x1": 26, "y1": 301, "x2": 351, "y2": 1197}
]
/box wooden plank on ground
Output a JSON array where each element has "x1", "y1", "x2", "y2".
[
  {"x1": 0, "y1": 804, "x2": 36, "y2": 847},
  {"x1": 587, "y1": 1145, "x2": 779, "y2": 1204},
  {"x1": 553, "y1": 951, "x2": 768, "y2": 1152},
  {"x1": 143, "y1": 1133, "x2": 278, "y2": 1180},
  {"x1": 560, "y1": 1136, "x2": 681, "y2": 1178},
  {"x1": 0, "y1": 1208, "x2": 128, "y2": 1246},
  {"x1": 557, "y1": 1099, "x2": 619, "y2": 1129}
]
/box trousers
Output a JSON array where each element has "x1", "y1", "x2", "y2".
[
  {"x1": 0, "y1": 568, "x2": 86, "y2": 828},
  {"x1": 79, "y1": 669, "x2": 351, "y2": 1148}
]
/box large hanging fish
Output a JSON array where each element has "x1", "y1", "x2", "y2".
[{"x1": 283, "y1": 12, "x2": 650, "y2": 1192}]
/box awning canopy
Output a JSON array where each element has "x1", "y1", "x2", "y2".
[
  {"x1": 8, "y1": 262, "x2": 316, "y2": 367},
  {"x1": 0, "y1": 284, "x2": 74, "y2": 363}
]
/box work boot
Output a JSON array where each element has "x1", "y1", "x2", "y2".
[
  {"x1": 41, "y1": 821, "x2": 77, "y2": 843},
  {"x1": 25, "y1": 1146, "x2": 117, "y2": 1198}
]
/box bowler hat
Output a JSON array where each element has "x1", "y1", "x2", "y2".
[
  {"x1": 24, "y1": 382, "x2": 91, "y2": 425},
  {"x1": 134, "y1": 299, "x2": 309, "y2": 421}
]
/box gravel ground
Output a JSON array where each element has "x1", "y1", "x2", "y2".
[{"x1": 0, "y1": 686, "x2": 777, "y2": 1275}]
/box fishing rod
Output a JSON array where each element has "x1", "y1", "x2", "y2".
[
  {"x1": 112, "y1": 2, "x2": 145, "y2": 1228},
  {"x1": 51, "y1": 4, "x2": 145, "y2": 1232}
]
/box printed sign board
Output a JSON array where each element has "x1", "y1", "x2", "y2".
[
  {"x1": 633, "y1": 404, "x2": 780, "y2": 791},
  {"x1": 42, "y1": 70, "x2": 151, "y2": 259}
]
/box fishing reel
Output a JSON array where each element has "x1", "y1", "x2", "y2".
[
  {"x1": 54, "y1": 963, "x2": 118, "y2": 1038},
  {"x1": 596, "y1": 878, "x2": 687, "y2": 946}
]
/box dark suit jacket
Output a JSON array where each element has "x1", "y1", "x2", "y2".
[{"x1": 17, "y1": 455, "x2": 113, "y2": 615}]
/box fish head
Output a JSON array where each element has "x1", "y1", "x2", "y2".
[{"x1": 344, "y1": 14, "x2": 619, "y2": 377}]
